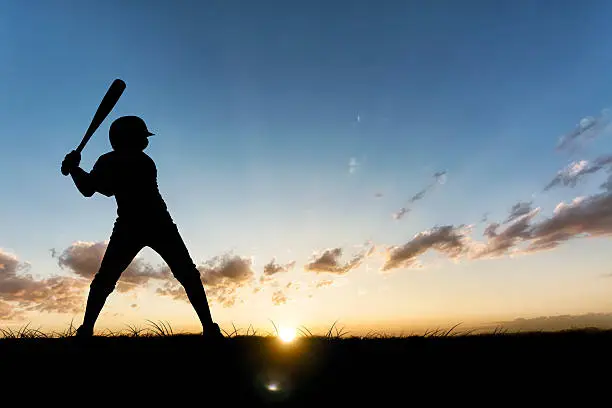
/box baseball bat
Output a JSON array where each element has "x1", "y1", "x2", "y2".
[{"x1": 61, "y1": 79, "x2": 126, "y2": 175}]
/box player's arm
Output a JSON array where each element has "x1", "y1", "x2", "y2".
[
  {"x1": 70, "y1": 167, "x2": 96, "y2": 197},
  {"x1": 61, "y1": 152, "x2": 113, "y2": 197},
  {"x1": 62, "y1": 150, "x2": 95, "y2": 197}
]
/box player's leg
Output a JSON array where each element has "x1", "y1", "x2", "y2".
[
  {"x1": 78, "y1": 227, "x2": 144, "y2": 336},
  {"x1": 149, "y1": 222, "x2": 221, "y2": 337}
]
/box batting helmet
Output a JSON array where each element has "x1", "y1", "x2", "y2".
[{"x1": 109, "y1": 116, "x2": 154, "y2": 150}]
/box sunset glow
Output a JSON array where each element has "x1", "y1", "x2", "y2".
[
  {"x1": 279, "y1": 327, "x2": 297, "y2": 343},
  {"x1": 2, "y1": 2, "x2": 612, "y2": 337}
]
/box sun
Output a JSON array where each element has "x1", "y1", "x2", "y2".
[{"x1": 278, "y1": 326, "x2": 297, "y2": 343}]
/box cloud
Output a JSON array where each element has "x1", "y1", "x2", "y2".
[
  {"x1": 601, "y1": 173, "x2": 612, "y2": 192},
  {"x1": 505, "y1": 201, "x2": 533, "y2": 224},
  {"x1": 57, "y1": 241, "x2": 170, "y2": 292},
  {"x1": 285, "y1": 281, "x2": 300, "y2": 290},
  {"x1": 315, "y1": 279, "x2": 334, "y2": 288},
  {"x1": 381, "y1": 225, "x2": 469, "y2": 271},
  {"x1": 155, "y1": 283, "x2": 187, "y2": 301},
  {"x1": 392, "y1": 207, "x2": 410, "y2": 220},
  {"x1": 157, "y1": 253, "x2": 255, "y2": 308},
  {"x1": 523, "y1": 193, "x2": 612, "y2": 253},
  {"x1": 544, "y1": 156, "x2": 612, "y2": 191},
  {"x1": 408, "y1": 171, "x2": 447, "y2": 203},
  {"x1": 433, "y1": 170, "x2": 448, "y2": 184},
  {"x1": 0, "y1": 248, "x2": 87, "y2": 319},
  {"x1": 384, "y1": 174, "x2": 612, "y2": 266},
  {"x1": 272, "y1": 290, "x2": 287, "y2": 306},
  {"x1": 304, "y1": 244, "x2": 373, "y2": 275},
  {"x1": 393, "y1": 171, "x2": 448, "y2": 220},
  {"x1": 472, "y1": 177, "x2": 612, "y2": 257},
  {"x1": 349, "y1": 157, "x2": 359, "y2": 174},
  {"x1": 556, "y1": 109, "x2": 611, "y2": 151},
  {"x1": 263, "y1": 259, "x2": 296, "y2": 276},
  {"x1": 408, "y1": 188, "x2": 429, "y2": 203},
  {"x1": 198, "y1": 254, "x2": 255, "y2": 286},
  {"x1": 0, "y1": 300, "x2": 17, "y2": 320},
  {"x1": 471, "y1": 209, "x2": 540, "y2": 259},
  {"x1": 374, "y1": 192, "x2": 384, "y2": 198}
]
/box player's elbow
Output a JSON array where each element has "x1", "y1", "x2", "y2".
[
  {"x1": 82, "y1": 190, "x2": 95, "y2": 198},
  {"x1": 77, "y1": 185, "x2": 95, "y2": 197}
]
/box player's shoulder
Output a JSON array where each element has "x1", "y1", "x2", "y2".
[
  {"x1": 98, "y1": 151, "x2": 116, "y2": 160},
  {"x1": 93, "y1": 151, "x2": 116, "y2": 167}
]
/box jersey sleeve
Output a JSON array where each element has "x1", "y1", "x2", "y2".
[{"x1": 89, "y1": 155, "x2": 114, "y2": 197}]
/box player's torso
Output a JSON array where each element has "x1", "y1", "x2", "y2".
[{"x1": 98, "y1": 151, "x2": 170, "y2": 219}]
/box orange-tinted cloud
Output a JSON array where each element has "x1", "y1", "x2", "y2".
[
  {"x1": 315, "y1": 279, "x2": 334, "y2": 288},
  {"x1": 304, "y1": 245, "x2": 372, "y2": 275},
  {"x1": 272, "y1": 290, "x2": 287, "y2": 306},
  {"x1": 0, "y1": 249, "x2": 87, "y2": 319},
  {"x1": 158, "y1": 253, "x2": 255, "y2": 307},
  {"x1": 263, "y1": 258, "x2": 296, "y2": 276},
  {"x1": 57, "y1": 241, "x2": 170, "y2": 291}
]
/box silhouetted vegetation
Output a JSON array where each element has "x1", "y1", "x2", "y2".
[{"x1": 1, "y1": 322, "x2": 608, "y2": 404}]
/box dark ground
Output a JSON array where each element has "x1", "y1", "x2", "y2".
[{"x1": 1, "y1": 330, "x2": 610, "y2": 405}]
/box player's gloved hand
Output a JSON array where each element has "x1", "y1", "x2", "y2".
[{"x1": 61, "y1": 150, "x2": 81, "y2": 175}]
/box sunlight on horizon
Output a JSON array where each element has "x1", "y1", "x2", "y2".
[{"x1": 279, "y1": 326, "x2": 297, "y2": 343}]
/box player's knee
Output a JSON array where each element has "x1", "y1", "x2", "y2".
[{"x1": 173, "y1": 265, "x2": 201, "y2": 287}]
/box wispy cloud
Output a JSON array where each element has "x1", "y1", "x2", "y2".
[
  {"x1": 305, "y1": 244, "x2": 374, "y2": 275},
  {"x1": 556, "y1": 109, "x2": 612, "y2": 152},
  {"x1": 349, "y1": 157, "x2": 359, "y2": 174},
  {"x1": 544, "y1": 156, "x2": 612, "y2": 192},
  {"x1": 601, "y1": 173, "x2": 612, "y2": 192},
  {"x1": 272, "y1": 290, "x2": 287, "y2": 306},
  {"x1": 505, "y1": 201, "x2": 533, "y2": 224},
  {"x1": 304, "y1": 248, "x2": 361, "y2": 274},
  {"x1": 381, "y1": 172, "x2": 612, "y2": 269},
  {"x1": 523, "y1": 193, "x2": 612, "y2": 253},
  {"x1": 315, "y1": 279, "x2": 334, "y2": 288},
  {"x1": 433, "y1": 170, "x2": 448, "y2": 184},
  {"x1": 381, "y1": 225, "x2": 469, "y2": 271},
  {"x1": 263, "y1": 258, "x2": 296, "y2": 276},
  {"x1": 392, "y1": 170, "x2": 448, "y2": 220},
  {"x1": 392, "y1": 207, "x2": 410, "y2": 220},
  {"x1": 471, "y1": 209, "x2": 540, "y2": 259}
]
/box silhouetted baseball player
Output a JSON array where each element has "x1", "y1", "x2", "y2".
[{"x1": 62, "y1": 116, "x2": 223, "y2": 339}]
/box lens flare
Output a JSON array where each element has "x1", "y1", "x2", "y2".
[{"x1": 267, "y1": 382, "x2": 280, "y2": 392}]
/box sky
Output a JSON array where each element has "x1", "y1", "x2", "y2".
[{"x1": 2, "y1": 0, "x2": 612, "y2": 335}]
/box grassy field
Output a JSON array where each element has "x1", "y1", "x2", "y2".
[{"x1": 1, "y1": 324, "x2": 610, "y2": 405}]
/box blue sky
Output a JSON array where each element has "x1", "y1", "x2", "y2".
[{"x1": 2, "y1": 1, "x2": 612, "y2": 332}]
